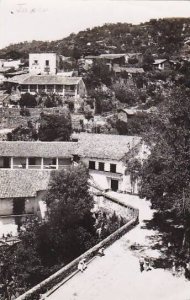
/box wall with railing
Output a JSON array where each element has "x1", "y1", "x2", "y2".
[{"x1": 16, "y1": 192, "x2": 139, "y2": 300}]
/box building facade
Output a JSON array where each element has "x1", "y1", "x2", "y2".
[
  {"x1": 0, "y1": 134, "x2": 146, "y2": 216},
  {"x1": 29, "y1": 53, "x2": 59, "y2": 75}
]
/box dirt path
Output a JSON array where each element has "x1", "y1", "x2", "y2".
[{"x1": 48, "y1": 194, "x2": 190, "y2": 300}]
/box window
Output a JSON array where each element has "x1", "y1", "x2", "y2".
[
  {"x1": 110, "y1": 163, "x2": 116, "y2": 173},
  {"x1": 89, "y1": 161, "x2": 95, "y2": 170},
  {"x1": 38, "y1": 85, "x2": 46, "y2": 92},
  {"x1": 28, "y1": 158, "x2": 36, "y2": 165},
  {"x1": 52, "y1": 158, "x2": 56, "y2": 165},
  {"x1": 3, "y1": 157, "x2": 10, "y2": 168},
  {"x1": 47, "y1": 85, "x2": 54, "y2": 92},
  {"x1": 45, "y1": 60, "x2": 49, "y2": 66},
  {"x1": 99, "y1": 162, "x2": 104, "y2": 171},
  {"x1": 65, "y1": 85, "x2": 75, "y2": 91},
  {"x1": 56, "y1": 85, "x2": 63, "y2": 92},
  {"x1": 21, "y1": 85, "x2": 28, "y2": 92},
  {"x1": 30, "y1": 85, "x2": 37, "y2": 92}
]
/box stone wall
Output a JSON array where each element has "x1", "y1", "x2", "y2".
[
  {"x1": 0, "y1": 107, "x2": 69, "y2": 130},
  {"x1": 93, "y1": 193, "x2": 138, "y2": 221}
]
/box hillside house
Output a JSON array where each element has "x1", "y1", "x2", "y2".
[
  {"x1": 73, "y1": 133, "x2": 144, "y2": 193},
  {"x1": 152, "y1": 59, "x2": 170, "y2": 70},
  {"x1": 84, "y1": 54, "x2": 127, "y2": 70},
  {"x1": 29, "y1": 53, "x2": 60, "y2": 75},
  {"x1": 113, "y1": 66, "x2": 144, "y2": 77},
  {"x1": 117, "y1": 108, "x2": 137, "y2": 123},
  {"x1": 0, "y1": 59, "x2": 21, "y2": 70},
  {"x1": 6, "y1": 74, "x2": 87, "y2": 111},
  {"x1": 125, "y1": 53, "x2": 143, "y2": 64}
]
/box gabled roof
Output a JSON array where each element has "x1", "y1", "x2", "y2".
[
  {"x1": 118, "y1": 108, "x2": 136, "y2": 115},
  {"x1": 153, "y1": 59, "x2": 167, "y2": 65},
  {"x1": 6, "y1": 75, "x2": 82, "y2": 85},
  {"x1": 0, "y1": 170, "x2": 51, "y2": 198},
  {"x1": 113, "y1": 66, "x2": 144, "y2": 73},
  {"x1": 73, "y1": 133, "x2": 141, "y2": 160},
  {"x1": 0, "y1": 141, "x2": 77, "y2": 158}
]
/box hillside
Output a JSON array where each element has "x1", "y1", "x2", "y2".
[{"x1": 1, "y1": 18, "x2": 190, "y2": 59}]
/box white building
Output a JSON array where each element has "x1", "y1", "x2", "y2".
[
  {"x1": 0, "y1": 134, "x2": 146, "y2": 216},
  {"x1": 73, "y1": 133, "x2": 144, "y2": 193},
  {"x1": 29, "y1": 53, "x2": 59, "y2": 75},
  {"x1": 3, "y1": 59, "x2": 21, "y2": 70}
]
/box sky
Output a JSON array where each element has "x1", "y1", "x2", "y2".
[{"x1": 0, "y1": 0, "x2": 190, "y2": 50}]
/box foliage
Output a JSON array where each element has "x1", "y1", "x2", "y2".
[
  {"x1": 84, "y1": 60, "x2": 113, "y2": 89},
  {"x1": 44, "y1": 164, "x2": 96, "y2": 262},
  {"x1": 140, "y1": 87, "x2": 190, "y2": 255},
  {"x1": 115, "y1": 112, "x2": 152, "y2": 135},
  {"x1": 38, "y1": 112, "x2": 72, "y2": 141},
  {"x1": 84, "y1": 105, "x2": 93, "y2": 120},
  {"x1": 20, "y1": 107, "x2": 30, "y2": 116},
  {"x1": 7, "y1": 121, "x2": 38, "y2": 141},
  {"x1": 43, "y1": 94, "x2": 63, "y2": 108},
  {"x1": 20, "y1": 93, "x2": 37, "y2": 108},
  {"x1": 1, "y1": 18, "x2": 189, "y2": 60},
  {"x1": 89, "y1": 87, "x2": 116, "y2": 114}
]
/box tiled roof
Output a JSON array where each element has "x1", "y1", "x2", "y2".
[
  {"x1": 6, "y1": 75, "x2": 82, "y2": 85},
  {"x1": 0, "y1": 141, "x2": 77, "y2": 158},
  {"x1": 99, "y1": 54, "x2": 126, "y2": 60},
  {"x1": 0, "y1": 169, "x2": 51, "y2": 198},
  {"x1": 85, "y1": 54, "x2": 126, "y2": 60},
  {"x1": 73, "y1": 133, "x2": 141, "y2": 160},
  {"x1": 113, "y1": 66, "x2": 144, "y2": 73}
]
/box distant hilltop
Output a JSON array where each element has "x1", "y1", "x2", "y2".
[{"x1": 1, "y1": 18, "x2": 190, "y2": 59}]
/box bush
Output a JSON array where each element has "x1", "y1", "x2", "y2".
[{"x1": 20, "y1": 93, "x2": 37, "y2": 108}]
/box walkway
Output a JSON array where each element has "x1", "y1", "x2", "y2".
[{"x1": 48, "y1": 194, "x2": 190, "y2": 300}]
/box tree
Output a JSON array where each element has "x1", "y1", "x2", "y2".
[
  {"x1": 20, "y1": 93, "x2": 37, "y2": 108},
  {"x1": 140, "y1": 87, "x2": 190, "y2": 257},
  {"x1": 44, "y1": 164, "x2": 96, "y2": 262},
  {"x1": 43, "y1": 94, "x2": 62, "y2": 108},
  {"x1": 38, "y1": 112, "x2": 72, "y2": 141},
  {"x1": 7, "y1": 121, "x2": 38, "y2": 141}
]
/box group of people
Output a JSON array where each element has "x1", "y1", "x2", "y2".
[
  {"x1": 77, "y1": 248, "x2": 105, "y2": 273},
  {"x1": 139, "y1": 257, "x2": 152, "y2": 272},
  {"x1": 172, "y1": 260, "x2": 190, "y2": 279}
]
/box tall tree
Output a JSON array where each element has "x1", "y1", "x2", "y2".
[
  {"x1": 44, "y1": 164, "x2": 96, "y2": 262},
  {"x1": 38, "y1": 112, "x2": 72, "y2": 141},
  {"x1": 140, "y1": 87, "x2": 190, "y2": 255}
]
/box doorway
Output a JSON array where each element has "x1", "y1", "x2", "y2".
[
  {"x1": 13, "y1": 198, "x2": 25, "y2": 215},
  {"x1": 111, "y1": 179, "x2": 119, "y2": 191}
]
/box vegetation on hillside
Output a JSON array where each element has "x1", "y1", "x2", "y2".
[{"x1": 1, "y1": 18, "x2": 190, "y2": 58}]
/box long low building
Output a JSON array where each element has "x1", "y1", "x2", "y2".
[
  {"x1": 0, "y1": 134, "x2": 147, "y2": 216},
  {"x1": 6, "y1": 74, "x2": 87, "y2": 98}
]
